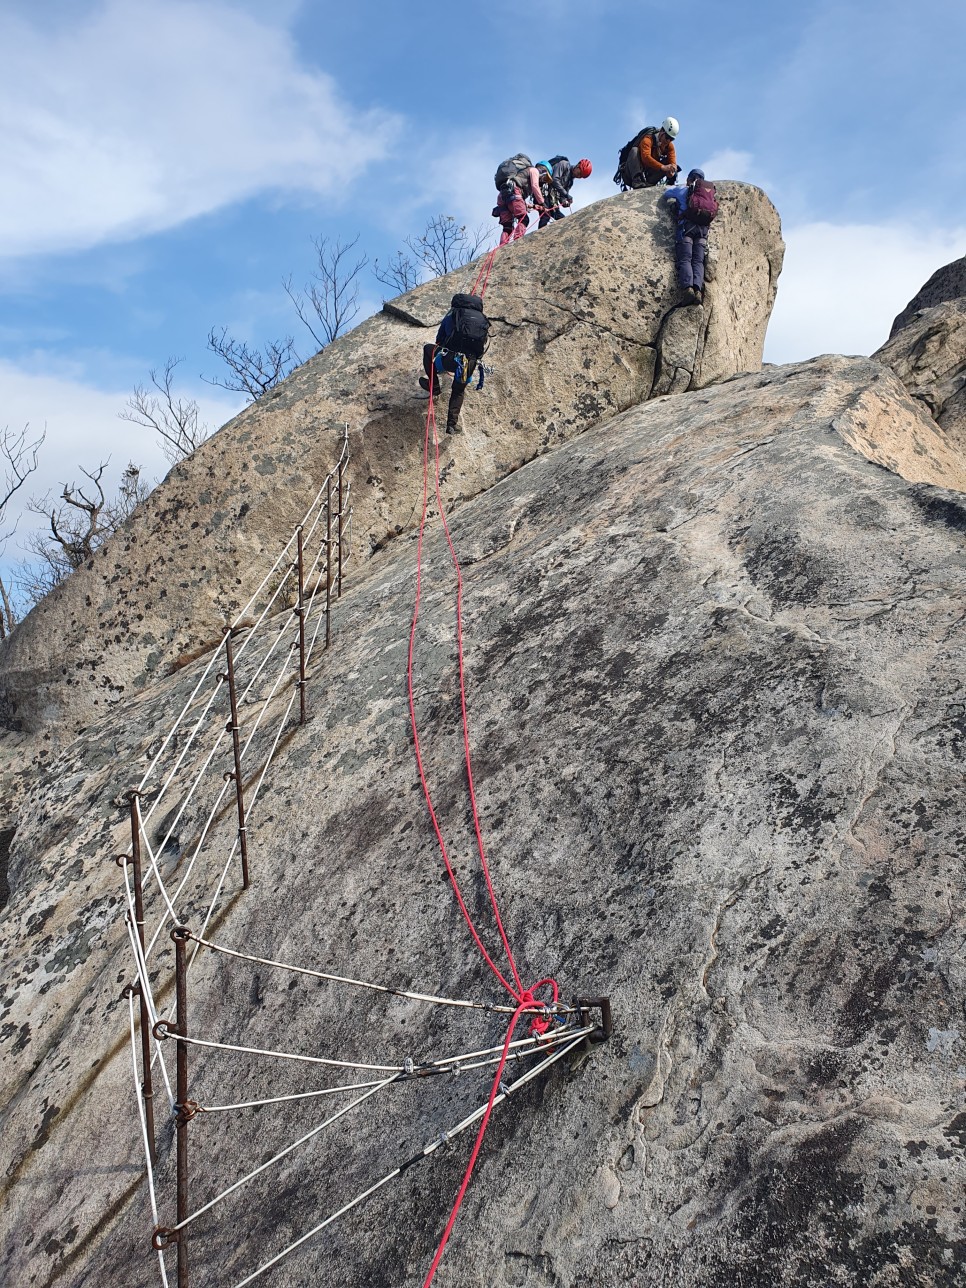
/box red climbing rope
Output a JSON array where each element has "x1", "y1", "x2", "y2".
[{"x1": 406, "y1": 240, "x2": 560, "y2": 1283}]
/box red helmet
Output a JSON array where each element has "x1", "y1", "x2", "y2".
[{"x1": 573, "y1": 158, "x2": 592, "y2": 179}]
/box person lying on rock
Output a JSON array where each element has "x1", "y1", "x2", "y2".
[
  {"x1": 419, "y1": 293, "x2": 491, "y2": 435},
  {"x1": 534, "y1": 156, "x2": 593, "y2": 227},
  {"x1": 665, "y1": 168, "x2": 719, "y2": 304}
]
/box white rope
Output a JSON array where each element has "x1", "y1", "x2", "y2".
[
  {"x1": 136, "y1": 651, "x2": 226, "y2": 798},
  {"x1": 127, "y1": 992, "x2": 171, "y2": 1288},
  {"x1": 189, "y1": 934, "x2": 532, "y2": 1015},
  {"x1": 121, "y1": 867, "x2": 175, "y2": 1109},
  {"x1": 230, "y1": 1032, "x2": 586, "y2": 1288},
  {"x1": 190, "y1": 1026, "x2": 595, "y2": 1115},
  {"x1": 143, "y1": 772, "x2": 234, "y2": 961},
  {"x1": 140, "y1": 679, "x2": 229, "y2": 851},
  {"x1": 154, "y1": 1029, "x2": 405, "y2": 1073},
  {"x1": 170, "y1": 1076, "x2": 396, "y2": 1235},
  {"x1": 139, "y1": 674, "x2": 227, "y2": 830},
  {"x1": 197, "y1": 1079, "x2": 387, "y2": 1114}
]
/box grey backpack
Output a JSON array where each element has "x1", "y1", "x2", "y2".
[{"x1": 494, "y1": 153, "x2": 533, "y2": 195}]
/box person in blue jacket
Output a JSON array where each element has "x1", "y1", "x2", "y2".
[{"x1": 665, "y1": 168, "x2": 717, "y2": 304}]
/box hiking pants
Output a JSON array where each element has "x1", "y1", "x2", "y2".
[
  {"x1": 675, "y1": 223, "x2": 708, "y2": 291},
  {"x1": 495, "y1": 189, "x2": 529, "y2": 244},
  {"x1": 423, "y1": 344, "x2": 476, "y2": 430}
]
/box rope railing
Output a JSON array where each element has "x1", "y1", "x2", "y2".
[{"x1": 117, "y1": 372, "x2": 610, "y2": 1288}]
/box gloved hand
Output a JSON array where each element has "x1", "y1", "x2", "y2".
[{"x1": 561, "y1": 197, "x2": 573, "y2": 207}]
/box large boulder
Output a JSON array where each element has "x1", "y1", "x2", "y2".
[
  {"x1": 888, "y1": 253, "x2": 966, "y2": 336},
  {"x1": 1, "y1": 353, "x2": 962, "y2": 1288},
  {"x1": 0, "y1": 184, "x2": 783, "y2": 739},
  {"x1": 875, "y1": 299, "x2": 966, "y2": 458}
]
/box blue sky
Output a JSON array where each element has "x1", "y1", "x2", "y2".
[{"x1": 2, "y1": 0, "x2": 966, "y2": 562}]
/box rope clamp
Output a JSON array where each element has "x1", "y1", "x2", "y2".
[
  {"x1": 176, "y1": 1099, "x2": 201, "y2": 1124},
  {"x1": 403, "y1": 1057, "x2": 415, "y2": 1076}
]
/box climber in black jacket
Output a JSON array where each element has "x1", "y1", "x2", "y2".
[{"x1": 419, "y1": 294, "x2": 490, "y2": 434}]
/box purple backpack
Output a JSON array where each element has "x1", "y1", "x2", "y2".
[{"x1": 686, "y1": 178, "x2": 719, "y2": 225}]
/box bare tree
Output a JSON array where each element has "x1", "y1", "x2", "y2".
[
  {"x1": 0, "y1": 423, "x2": 45, "y2": 638},
  {"x1": 284, "y1": 235, "x2": 369, "y2": 349},
  {"x1": 121, "y1": 357, "x2": 210, "y2": 462},
  {"x1": 372, "y1": 249, "x2": 422, "y2": 295},
  {"x1": 373, "y1": 215, "x2": 493, "y2": 298},
  {"x1": 203, "y1": 329, "x2": 299, "y2": 403},
  {"x1": 406, "y1": 215, "x2": 492, "y2": 278},
  {"x1": 23, "y1": 460, "x2": 148, "y2": 600}
]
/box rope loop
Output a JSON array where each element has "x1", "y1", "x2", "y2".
[{"x1": 152, "y1": 1226, "x2": 178, "y2": 1251}]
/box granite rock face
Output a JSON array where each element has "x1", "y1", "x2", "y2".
[
  {"x1": 875, "y1": 298, "x2": 966, "y2": 458},
  {"x1": 1, "y1": 353, "x2": 963, "y2": 1288},
  {"x1": 0, "y1": 184, "x2": 783, "y2": 738},
  {"x1": 889, "y1": 253, "x2": 966, "y2": 336}
]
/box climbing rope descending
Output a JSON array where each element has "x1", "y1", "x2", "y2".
[{"x1": 406, "y1": 238, "x2": 569, "y2": 1283}]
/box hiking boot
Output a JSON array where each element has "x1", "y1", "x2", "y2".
[
  {"x1": 418, "y1": 376, "x2": 440, "y2": 398},
  {"x1": 445, "y1": 422, "x2": 460, "y2": 435}
]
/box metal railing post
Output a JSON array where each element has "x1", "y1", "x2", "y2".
[
  {"x1": 222, "y1": 631, "x2": 249, "y2": 889},
  {"x1": 325, "y1": 476, "x2": 333, "y2": 650},
  {"x1": 337, "y1": 437, "x2": 345, "y2": 600},
  {"x1": 173, "y1": 926, "x2": 191, "y2": 1288},
  {"x1": 126, "y1": 790, "x2": 157, "y2": 1164},
  {"x1": 296, "y1": 528, "x2": 307, "y2": 725}
]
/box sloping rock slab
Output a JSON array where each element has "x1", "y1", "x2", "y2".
[
  {"x1": 1, "y1": 354, "x2": 963, "y2": 1287},
  {"x1": 0, "y1": 185, "x2": 782, "y2": 738}
]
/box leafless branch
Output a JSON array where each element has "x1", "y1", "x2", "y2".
[
  {"x1": 284, "y1": 234, "x2": 369, "y2": 350},
  {"x1": 372, "y1": 250, "x2": 423, "y2": 295},
  {"x1": 0, "y1": 423, "x2": 46, "y2": 637},
  {"x1": 405, "y1": 215, "x2": 492, "y2": 278},
  {"x1": 120, "y1": 357, "x2": 210, "y2": 462},
  {"x1": 202, "y1": 329, "x2": 298, "y2": 403}
]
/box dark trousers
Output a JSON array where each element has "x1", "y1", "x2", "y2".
[
  {"x1": 675, "y1": 224, "x2": 708, "y2": 290},
  {"x1": 423, "y1": 344, "x2": 475, "y2": 430},
  {"x1": 538, "y1": 206, "x2": 566, "y2": 228}
]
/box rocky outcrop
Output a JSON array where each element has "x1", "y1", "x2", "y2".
[
  {"x1": 1, "y1": 351, "x2": 963, "y2": 1288},
  {"x1": 0, "y1": 184, "x2": 783, "y2": 739},
  {"x1": 889, "y1": 253, "x2": 966, "y2": 336},
  {"x1": 875, "y1": 298, "x2": 966, "y2": 458}
]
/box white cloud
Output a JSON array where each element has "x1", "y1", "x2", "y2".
[
  {"x1": 0, "y1": 0, "x2": 401, "y2": 259},
  {"x1": 0, "y1": 357, "x2": 243, "y2": 554},
  {"x1": 765, "y1": 222, "x2": 966, "y2": 364},
  {"x1": 701, "y1": 150, "x2": 755, "y2": 183}
]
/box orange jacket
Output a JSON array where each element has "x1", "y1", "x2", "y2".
[{"x1": 639, "y1": 131, "x2": 676, "y2": 177}]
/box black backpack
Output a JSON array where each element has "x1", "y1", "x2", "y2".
[
  {"x1": 613, "y1": 127, "x2": 655, "y2": 190},
  {"x1": 494, "y1": 153, "x2": 533, "y2": 195},
  {"x1": 448, "y1": 293, "x2": 489, "y2": 360}
]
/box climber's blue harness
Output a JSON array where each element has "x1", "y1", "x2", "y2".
[{"x1": 434, "y1": 349, "x2": 490, "y2": 391}]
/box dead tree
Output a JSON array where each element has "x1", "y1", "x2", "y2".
[
  {"x1": 373, "y1": 215, "x2": 492, "y2": 297},
  {"x1": 23, "y1": 460, "x2": 148, "y2": 600},
  {"x1": 284, "y1": 235, "x2": 369, "y2": 350},
  {"x1": 121, "y1": 358, "x2": 210, "y2": 462},
  {"x1": 0, "y1": 423, "x2": 45, "y2": 638},
  {"x1": 203, "y1": 329, "x2": 298, "y2": 403}
]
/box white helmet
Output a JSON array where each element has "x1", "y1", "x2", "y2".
[{"x1": 661, "y1": 116, "x2": 680, "y2": 139}]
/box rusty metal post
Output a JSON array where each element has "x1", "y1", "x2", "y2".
[
  {"x1": 172, "y1": 925, "x2": 191, "y2": 1288},
  {"x1": 337, "y1": 447, "x2": 345, "y2": 599},
  {"x1": 223, "y1": 631, "x2": 249, "y2": 889},
  {"x1": 325, "y1": 475, "x2": 332, "y2": 650},
  {"x1": 296, "y1": 527, "x2": 307, "y2": 725},
  {"x1": 126, "y1": 790, "x2": 157, "y2": 1164}
]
